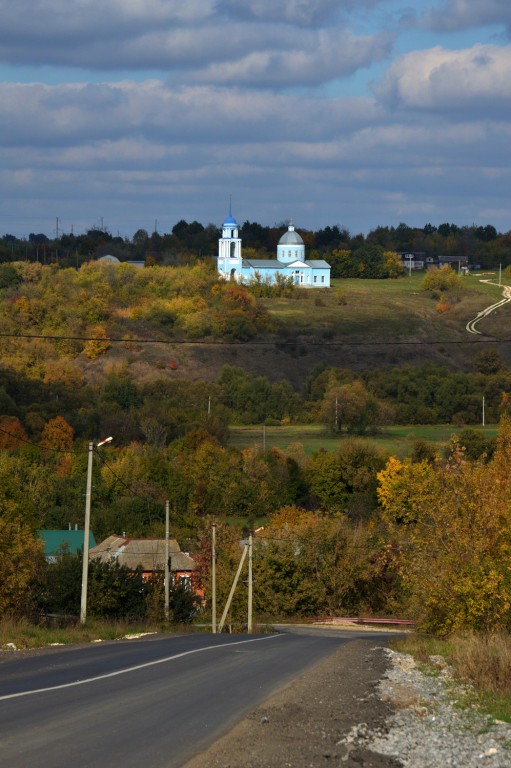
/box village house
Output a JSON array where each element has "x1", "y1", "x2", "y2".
[{"x1": 89, "y1": 535, "x2": 200, "y2": 594}]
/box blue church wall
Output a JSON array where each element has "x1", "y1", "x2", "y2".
[{"x1": 218, "y1": 213, "x2": 330, "y2": 288}]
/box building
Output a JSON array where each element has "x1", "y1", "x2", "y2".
[
  {"x1": 88, "y1": 535, "x2": 199, "y2": 591},
  {"x1": 217, "y1": 211, "x2": 331, "y2": 287},
  {"x1": 38, "y1": 527, "x2": 97, "y2": 563}
]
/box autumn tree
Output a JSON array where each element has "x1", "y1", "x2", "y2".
[{"x1": 377, "y1": 417, "x2": 511, "y2": 634}]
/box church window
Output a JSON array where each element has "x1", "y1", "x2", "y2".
[
  {"x1": 313, "y1": 276, "x2": 317, "y2": 283},
  {"x1": 321, "y1": 276, "x2": 325, "y2": 283},
  {"x1": 288, "y1": 250, "x2": 291, "y2": 257}
]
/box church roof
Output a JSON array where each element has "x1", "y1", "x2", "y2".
[
  {"x1": 306, "y1": 260, "x2": 331, "y2": 269},
  {"x1": 243, "y1": 259, "x2": 282, "y2": 268},
  {"x1": 278, "y1": 223, "x2": 304, "y2": 246},
  {"x1": 223, "y1": 215, "x2": 238, "y2": 227}
]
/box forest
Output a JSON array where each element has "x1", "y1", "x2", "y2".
[
  {"x1": 2, "y1": 217, "x2": 511, "y2": 271},
  {"x1": 1, "y1": 255, "x2": 511, "y2": 635}
]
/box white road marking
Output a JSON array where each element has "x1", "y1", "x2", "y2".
[{"x1": 0, "y1": 634, "x2": 283, "y2": 701}]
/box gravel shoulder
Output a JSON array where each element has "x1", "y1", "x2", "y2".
[{"x1": 184, "y1": 637, "x2": 511, "y2": 768}]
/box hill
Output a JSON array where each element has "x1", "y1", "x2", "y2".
[
  {"x1": 1, "y1": 262, "x2": 510, "y2": 390},
  {"x1": 81, "y1": 272, "x2": 511, "y2": 388}
]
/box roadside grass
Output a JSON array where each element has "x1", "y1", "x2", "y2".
[
  {"x1": 0, "y1": 617, "x2": 166, "y2": 650},
  {"x1": 228, "y1": 423, "x2": 498, "y2": 458},
  {"x1": 390, "y1": 632, "x2": 511, "y2": 722}
]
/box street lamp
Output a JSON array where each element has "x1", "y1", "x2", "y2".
[{"x1": 80, "y1": 437, "x2": 113, "y2": 624}]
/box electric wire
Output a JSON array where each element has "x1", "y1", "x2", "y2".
[{"x1": 0, "y1": 331, "x2": 510, "y2": 347}]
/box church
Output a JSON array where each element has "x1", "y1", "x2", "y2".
[{"x1": 217, "y1": 211, "x2": 331, "y2": 287}]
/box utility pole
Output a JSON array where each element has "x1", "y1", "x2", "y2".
[
  {"x1": 211, "y1": 523, "x2": 217, "y2": 633},
  {"x1": 218, "y1": 545, "x2": 248, "y2": 633},
  {"x1": 80, "y1": 437, "x2": 112, "y2": 624},
  {"x1": 164, "y1": 500, "x2": 170, "y2": 622},
  {"x1": 247, "y1": 531, "x2": 253, "y2": 633},
  {"x1": 482, "y1": 396, "x2": 485, "y2": 428}
]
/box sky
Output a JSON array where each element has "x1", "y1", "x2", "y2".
[{"x1": 2, "y1": 0, "x2": 511, "y2": 239}]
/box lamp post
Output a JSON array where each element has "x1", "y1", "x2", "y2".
[{"x1": 80, "y1": 436, "x2": 113, "y2": 625}]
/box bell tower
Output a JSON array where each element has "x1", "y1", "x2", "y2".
[{"x1": 218, "y1": 202, "x2": 242, "y2": 281}]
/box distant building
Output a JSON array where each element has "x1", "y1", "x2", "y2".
[
  {"x1": 97, "y1": 255, "x2": 145, "y2": 268},
  {"x1": 89, "y1": 535, "x2": 199, "y2": 593},
  {"x1": 38, "y1": 528, "x2": 97, "y2": 563},
  {"x1": 397, "y1": 252, "x2": 427, "y2": 270},
  {"x1": 217, "y1": 210, "x2": 330, "y2": 287}
]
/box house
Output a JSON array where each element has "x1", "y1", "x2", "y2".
[
  {"x1": 398, "y1": 252, "x2": 426, "y2": 270},
  {"x1": 38, "y1": 527, "x2": 97, "y2": 563},
  {"x1": 437, "y1": 254, "x2": 467, "y2": 270},
  {"x1": 217, "y1": 211, "x2": 331, "y2": 287},
  {"x1": 88, "y1": 535, "x2": 199, "y2": 591}
]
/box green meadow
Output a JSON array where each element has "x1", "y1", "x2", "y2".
[{"x1": 228, "y1": 423, "x2": 499, "y2": 458}]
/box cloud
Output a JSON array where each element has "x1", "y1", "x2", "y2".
[
  {"x1": 0, "y1": 0, "x2": 392, "y2": 88},
  {"x1": 0, "y1": 81, "x2": 382, "y2": 151},
  {"x1": 375, "y1": 43, "x2": 511, "y2": 115},
  {"x1": 418, "y1": 0, "x2": 511, "y2": 34},
  {"x1": 216, "y1": 0, "x2": 381, "y2": 26},
  {"x1": 188, "y1": 31, "x2": 393, "y2": 88}
]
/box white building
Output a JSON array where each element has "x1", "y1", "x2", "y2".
[{"x1": 217, "y1": 211, "x2": 331, "y2": 287}]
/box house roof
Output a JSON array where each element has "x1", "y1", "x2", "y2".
[
  {"x1": 89, "y1": 535, "x2": 197, "y2": 572},
  {"x1": 38, "y1": 529, "x2": 97, "y2": 557}
]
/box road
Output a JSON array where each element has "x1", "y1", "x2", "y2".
[
  {"x1": 466, "y1": 279, "x2": 511, "y2": 334},
  {"x1": 0, "y1": 628, "x2": 392, "y2": 768}
]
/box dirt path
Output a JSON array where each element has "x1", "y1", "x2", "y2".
[
  {"x1": 183, "y1": 638, "x2": 400, "y2": 768},
  {"x1": 466, "y1": 279, "x2": 511, "y2": 335}
]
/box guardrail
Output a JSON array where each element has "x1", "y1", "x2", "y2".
[{"x1": 313, "y1": 617, "x2": 415, "y2": 627}]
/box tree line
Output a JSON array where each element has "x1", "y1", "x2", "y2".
[
  {"x1": 2, "y1": 218, "x2": 511, "y2": 268},
  {"x1": 3, "y1": 409, "x2": 511, "y2": 635}
]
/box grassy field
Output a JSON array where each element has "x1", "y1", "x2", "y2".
[
  {"x1": 262, "y1": 272, "x2": 510, "y2": 343},
  {"x1": 228, "y1": 423, "x2": 499, "y2": 458}
]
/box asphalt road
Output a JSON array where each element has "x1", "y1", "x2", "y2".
[{"x1": 0, "y1": 628, "x2": 392, "y2": 768}]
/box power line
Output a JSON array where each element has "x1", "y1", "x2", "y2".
[{"x1": 0, "y1": 331, "x2": 510, "y2": 347}]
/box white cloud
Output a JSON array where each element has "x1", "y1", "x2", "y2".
[
  {"x1": 189, "y1": 31, "x2": 393, "y2": 87},
  {"x1": 375, "y1": 44, "x2": 511, "y2": 114},
  {"x1": 0, "y1": 0, "x2": 392, "y2": 89}
]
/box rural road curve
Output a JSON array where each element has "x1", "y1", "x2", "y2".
[
  {"x1": 0, "y1": 628, "x2": 397, "y2": 768},
  {"x1": 466, "y1": 279, "x2": 511, "y2": 334}
]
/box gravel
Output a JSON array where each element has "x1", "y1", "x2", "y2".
[
  {"x1": 365, "y1": 648, "x2": 511, "y2": 768},
  {"x1": 184, "y1": 637, "x2": 511, "y2": 768}
]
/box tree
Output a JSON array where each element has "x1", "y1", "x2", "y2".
[
  {"x1": 318, "y1": 380, "x2": 390, "y2": 435},
  {"x1": 0, "y1": 517, "x2": 44, "y2": 617},
  {"x1": 377, "y1": 418, "x2": 511, "y2": 634}
]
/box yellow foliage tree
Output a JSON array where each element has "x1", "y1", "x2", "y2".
[{"x1": 377, "y1": 418, "x2": 511, "y2": 634}]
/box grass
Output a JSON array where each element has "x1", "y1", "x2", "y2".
[
  {"x1": 262, "y1": 273, "x2": 510, "y2": 344},
  {"x1": 390, "y1": 632, "x2": 511, "y2": 722},
  {"x1": 0, "y1": 617, "x2": 167, "y2": 650},
  {"x1": 228, "y1": 423, "x2": 498, "y2": 458}
]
